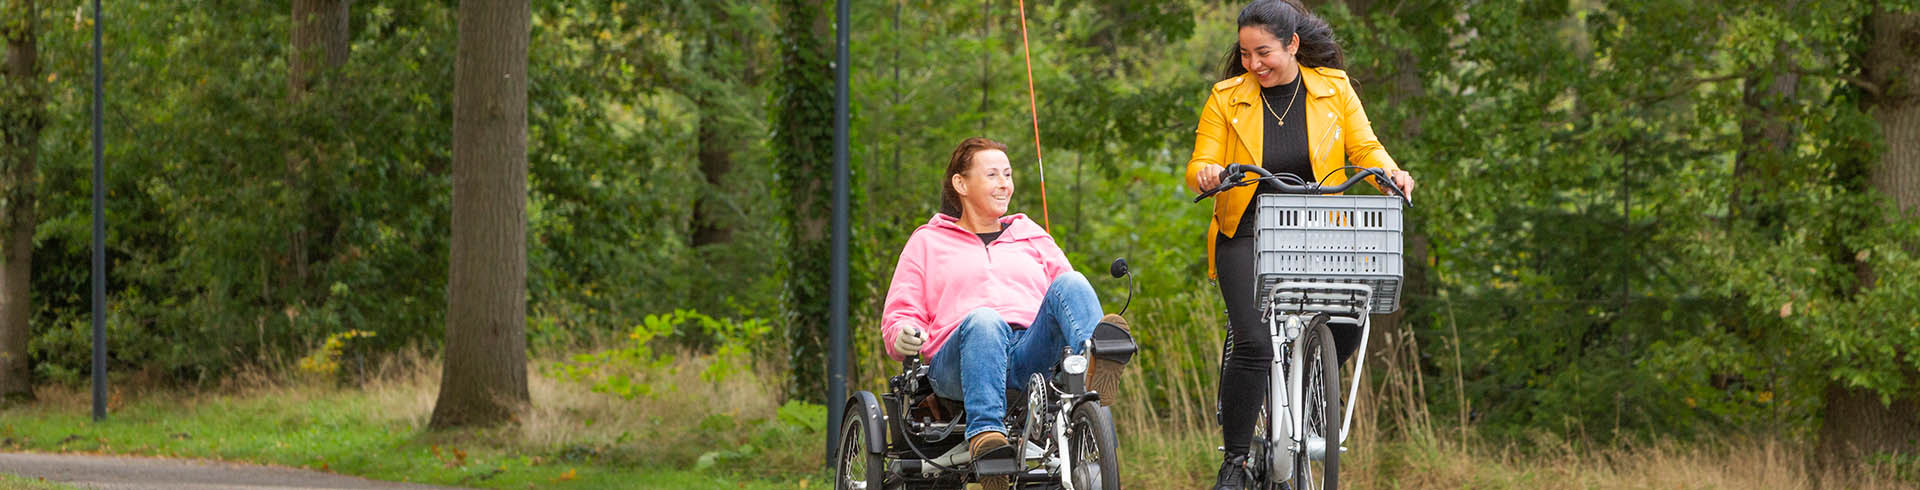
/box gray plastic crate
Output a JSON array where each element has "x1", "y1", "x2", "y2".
[{"x1": 1253, "y1": 194, "x2": 1404, "y2": 314}]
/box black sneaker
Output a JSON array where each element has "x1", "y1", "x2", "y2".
[{"x1": 1212, "y1": 454, "x2": 1252, "y2": 490}]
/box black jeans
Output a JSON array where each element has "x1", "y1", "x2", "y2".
[
  {"x1": 1214, "y1": 229, "x2": 1267, "y2": 458},
  {"x1": 1214, "y1": 229, "x2": 1362, "y2": 457}
]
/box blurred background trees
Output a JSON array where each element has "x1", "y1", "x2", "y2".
[{"x1": 2, "y1": 0, "x2": 1915, "y2": 469}]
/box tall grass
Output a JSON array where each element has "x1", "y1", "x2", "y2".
[
  {"x1": 14, "y1": 305, "x2": 1913, "y2": 489},
  {"x1": 1079, "y1": 293, "x2": 1913, "y2": 489}
]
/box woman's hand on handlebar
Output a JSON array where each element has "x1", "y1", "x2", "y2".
[
  {"x1": 1387, "y1": 169, "x2": 1415, "y2": 202},
  {"x1": 1196, "y1": 163, "x2": 1226, "y2": 193},
  {"x1": 894, "y1": 326, "x2": 926, "y2": 357}
]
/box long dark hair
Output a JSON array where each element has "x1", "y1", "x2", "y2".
[
  {"x1": 1219, "y1": 0, "x2": 1346, "y2": 79},
  {"x1": 940, "y1": 137, "x2": 1009, "y2": 218}
]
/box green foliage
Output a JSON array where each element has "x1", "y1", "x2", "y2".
[
  {"x1": 694, "y1": 401, "x2": 825, "y2": 472},
  {"x1": 22, "y1": 1, "x2": 788, "y2": 384},
  {"x1": 549, "y1": 309, "x2": 771, "y2": 400},
  {"x1": 295, "y1": 329, "x2": 375, "y2": 378},
  {"x1": 1384, "y1": 0, "x2": 1919, "y2": 442},
  {"x1": 7, "y1": 0, "x2": 1915, "y2": 452},
  {"x1": 30, "y1": 2, "x2": 455, "y2": 383},
  {"x1": 524, "y1": 1, "x2": 783, "y2": 345}
]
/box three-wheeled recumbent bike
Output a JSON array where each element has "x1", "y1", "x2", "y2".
[{"x1": 836, "y1": 261, "x2": 1141, "y2": 490}]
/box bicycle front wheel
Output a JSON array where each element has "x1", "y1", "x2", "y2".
[
  {"x1": 1066, "y1": 401, "x2": 1122, "y2": 490},
  {"x1": 1293, "y1": 319, "x2": 1342, "y2": 490}
]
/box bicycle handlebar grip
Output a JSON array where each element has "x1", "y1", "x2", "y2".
[
  {"x1": 1357, "y1": 167, "x2": 1413, "y2": 205},
  {"x1": 1223, "y1": 163, "x2": 1271, "y2": 180},
  {"x1": 1194, "y1": 166, "x2": 1242, "y2": 203}
]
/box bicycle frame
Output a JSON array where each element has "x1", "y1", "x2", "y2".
[
  {"x1": 1262, "y1": 311, "x2": 1301, "y2": 482},
  {"x1": 1260, "y1": 282, "x2": 1373, "y2": 483}
]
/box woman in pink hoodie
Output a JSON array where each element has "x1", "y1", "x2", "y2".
[{"x1": 880, "y1": 137, "x2": 1127, "y2": 489}]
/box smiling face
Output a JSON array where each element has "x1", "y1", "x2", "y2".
[
  {"x1": 952, "y1": 149, "x2": 1014, "y2": 221},
  {"x1": 1238, "y1": 26, "x2": 1299, "y2": 88}
]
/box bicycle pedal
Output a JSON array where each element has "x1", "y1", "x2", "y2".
[
  {"x1": 1090, "y1": 321, "x2": 1136, "y2": 363},
  {"x1": 972, "y1": 455, "x2": 1021, "y2": 476}
]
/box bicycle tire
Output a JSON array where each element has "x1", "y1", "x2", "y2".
[
  {"x1": 1066, "y1": 402, "x2": 1122, "y2": 490},
  {"x1": 835, "y1": 402, "x2": 886, "y2": 490},
  {"x1": 1293, "y1": 319, "x2": 1342, "y2": 490}
]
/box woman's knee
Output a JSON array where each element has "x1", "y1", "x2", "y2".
[
  {"x1": 959, "y1": 308, "x2": 1010, "y2": 340},
  {"x1": 1050, "y1": 270, "x2": 1091, "y2": 292},
  {"x1": 1224, "y1": 332, "x2": 1274, "y2": 366}
]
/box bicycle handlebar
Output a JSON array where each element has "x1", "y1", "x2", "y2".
[{"x1": 1192, "y1": 163, "x2": 1410, "y2": 206}]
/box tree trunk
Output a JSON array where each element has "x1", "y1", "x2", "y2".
[
  {"x1": 687, "y1": 84, "x2": 734, "y2": 317},
  {"x1": 0, "y1": 0, "x2": 40, "y2": 402},
  {"x1": 1817, "y1": 381, "x2": 1920, "y2": 465},
  {"x1": 978, "y1": 0, "x2": 990, "y2": 126},
  {"x1": 690, "y1": 38, "x2": 734, "y2": 250},
  {"x1": 430, "y1": 0, "x2": 530, "y2": 429},
  {"x1": 285, "y1": 0, "x2": 350, "y2": 298},
  {"x1": 775, "y1": 0, "x2": 833, "y2": 404},
  {"x1": 289, "y1": 0, "x2": 350, "y2": 99},
  {"x1": 1732, "y1": 42, "x2": 1799, "y2": 228},
  {"x1": 1864, "y1": 11, "x2": 1920, "y2": 216},
  {"x1": 690, "y1": 119, "x2": 734, "y2": 238},
  {"x1": 1818, "y1": 6, "x2": 1920, "y2": 466}
]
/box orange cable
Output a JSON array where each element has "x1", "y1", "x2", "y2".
[{"x1": 1015, "y1": 0, "x2": 1051, "y2": 233}]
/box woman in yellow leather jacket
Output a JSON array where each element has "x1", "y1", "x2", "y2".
[{"x1": 1185, "y1": 1, "x2": 1416, "y2": 488}]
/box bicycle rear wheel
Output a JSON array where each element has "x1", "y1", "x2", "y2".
[{"x1": 1293, "y1": 320, "x2": 1341, "y2": 490}]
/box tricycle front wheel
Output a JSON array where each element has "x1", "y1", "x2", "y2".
[{"x1": 1065, "y1": 402, "x2": 1121, "y2": 489}]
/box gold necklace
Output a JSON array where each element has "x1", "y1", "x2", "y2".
[{"x1": 1259, "y1": 74, "x2": 1301, "y2": 126}]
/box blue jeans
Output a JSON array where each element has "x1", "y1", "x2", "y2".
[{"x1": 928, "y1": 271, "x2": 1102, "y2": 439}]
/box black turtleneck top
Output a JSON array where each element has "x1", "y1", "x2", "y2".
[{"x1": 1235, "y1": 71, "x2": 1312, "y2": 235}]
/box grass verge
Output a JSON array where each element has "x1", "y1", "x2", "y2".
[
  {"x1": 1, "y1": 348, "x2": 825, "y2": 489},
  {"x1": 0, "y1": 473, "x2": 78, "y2": 490},
  {"x1": 5, "y1": 339, "x2": 1914, "y2": 490}
]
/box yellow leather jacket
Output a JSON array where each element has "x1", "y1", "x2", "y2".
[{"x1": 1184, "y1": 67, "x2": 1400, "y2": 278}]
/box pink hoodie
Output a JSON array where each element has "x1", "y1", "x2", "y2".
[{"x1": 881, "y1": 213, "x2": 1073, "y2": 361}]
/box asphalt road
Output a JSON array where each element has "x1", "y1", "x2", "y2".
[{"x1": 0, "y1": 453, "x2": 468, "y2": 490}]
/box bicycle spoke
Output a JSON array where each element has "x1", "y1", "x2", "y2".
[{"x1": 840, "y1": 421, "x2": 867, "y2": 489}]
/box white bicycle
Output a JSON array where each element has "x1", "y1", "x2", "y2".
[{"x1": 1194, "y1": 164, "x2": 1409, "y2": 490}]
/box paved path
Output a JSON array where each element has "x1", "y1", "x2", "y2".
[{"x1": 0, "y1": 453, "x2": 467, "y2": 490}]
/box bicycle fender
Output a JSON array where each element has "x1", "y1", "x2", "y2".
[{"x1": 847, "y1": 391, "x2": 887, "y2": 454}]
